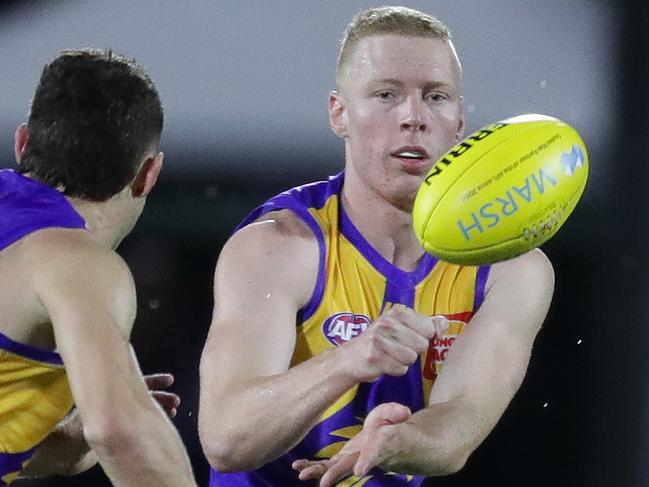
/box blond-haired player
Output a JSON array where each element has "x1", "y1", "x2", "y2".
[{"x1": 199, "y1": 6, "x2": 553, "y2": 486}]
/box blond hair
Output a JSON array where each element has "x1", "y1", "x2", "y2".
[{"x1": 336, "y1": 6, "x2": 453, "y2": 89}]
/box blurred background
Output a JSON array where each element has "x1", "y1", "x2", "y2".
[{"x1": 2, "y1": 0, "x2": 647, "y2": 486}]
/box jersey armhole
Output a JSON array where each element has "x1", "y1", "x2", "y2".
[
  {"x1": 474, "y1": 265, "x2": 491, "y2": 311},
  {"x1": 235, "y1": 195, "x2": 327, "y2": 324}
]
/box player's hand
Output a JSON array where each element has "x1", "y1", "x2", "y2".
[
  {"x1": 292, "y1": 402, "x2": 412, "y2": 486},
  {"x1": 42, "y1": 374, "x2": 180, "y2": 472},
  {"x1": 339, "y1": 305, "x2": 448, "y2": 382},
  {"x1": 144, "y1": 373, "x2": 181, "y2": 418}
]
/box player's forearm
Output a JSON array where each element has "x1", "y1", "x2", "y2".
[
  {"x1": 378, "y1": 399, "x2": 486, "y2": 476},
  {"x1": 85, "y1": 401, "x2": 196, "y2": 487},
  {"x1": 20, "y1": 410, "x2": 97, "y2": 478},
  {"x1": 201, "y1": 347, "x2": 358, "y2": 472}
]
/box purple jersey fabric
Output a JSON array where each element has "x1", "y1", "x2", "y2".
[
  {"x1": 0, "y1": 170, "x2": 85, "y2": 484},
  {"x1": 210, "y1": 173, "x2": 488, "y2": 486},
  {"x1": 0, "y1": 169, "x2": 86, "y2": 252}
]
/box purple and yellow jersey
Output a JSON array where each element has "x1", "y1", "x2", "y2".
[
  {"x1": 0, "y1": 170, "x2": 85, "y2": 485},
  {"x1": 210, "y1": 173, "x2": 490, "y2": 487}
]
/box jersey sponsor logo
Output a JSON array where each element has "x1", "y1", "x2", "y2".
[
  {"x1": 422, "y1": 311, "x2": 473, "y2": 380},
  {"x1": 322, "y1": 312, "x2": 372, "y2": 346}
]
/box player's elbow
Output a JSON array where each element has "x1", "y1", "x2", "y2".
[
  {"x1": 203, "y1": 443, "x2": 238, "y2": 473},
  {"x1": 199, "y1": 422, "x2": 256, "y2": 472},
  {"x1": 82, "y1": 419, "x2": 138, "y2": 459},
  {"x1": 202, "y1": 436, "x2": 256, "y2": 473}
]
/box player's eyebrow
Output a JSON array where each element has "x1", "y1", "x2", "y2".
[
  {"x1": 422, "y1": 80, "x2": 455, "y2": 91},
  {"x1": 369, "y1": 79, "x2": 455, "y2": 91},
  {"x1": 369, "y1": 78, "x2": 404, "y2": 88}
]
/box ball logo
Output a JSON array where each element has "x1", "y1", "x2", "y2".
[
  {"x1": 456, "y1": 168, "x2": 558, "y2": 242},
  {"x1": 561, "y1": 145, "x2": 585, "y2": 176},
  {"x1": 413, "y1": 114, "x2": 588, "y2": 265},
  {"x1": 424, "y1": 122, "x2": 509, "y2": 183},
  {"x1": 322, "y1": 312, "x2": 371, "y2": 346}
]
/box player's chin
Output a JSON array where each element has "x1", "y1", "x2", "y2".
[
  {"x1": 399, "y1": 169, "x2": 427, "y2": 193},
  {"x1": 382, "y1": 166, "x2": 428, "y2": 210},
  {"x1": 387, "y1": 185, "x2": 418, "y2": 212}
]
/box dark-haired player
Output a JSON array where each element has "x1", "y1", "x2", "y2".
[{"x1": 0, "y1": 49, "x2": 196, "y2": 486}]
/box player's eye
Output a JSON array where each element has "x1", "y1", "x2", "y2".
[
  {"x1": 376, "y1": 91, "x2": 395, "y2": 101},
  {"x1": 425, "y1": 92, "x2": 447, "y2": 103}
]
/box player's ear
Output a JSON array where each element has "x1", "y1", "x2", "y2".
[
  {"x1": 328, "y1": 90, "x2": 348, "y2": 138},
  {"x1": 132, "y1": 152, "x2": 163, "y2": 198},
  {"x1": 455, "y1": 97, "x2": 465, "y2": 142},
  {"x1": 14, "y1": 123, "x2": 28, "y2": 164}
]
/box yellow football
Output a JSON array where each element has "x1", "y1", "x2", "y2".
[{"x1": 413, "y1": 114, "x2": 589, "y2": 265}]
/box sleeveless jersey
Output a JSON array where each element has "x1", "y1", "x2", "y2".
[
  {"x1": 0, "y1": 170, "x2": 85, "y2": 485},
  {"x1": 210, "y1": 173, "x2": 490, "y2": 486}
]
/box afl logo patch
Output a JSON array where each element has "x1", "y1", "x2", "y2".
[{"x1": 322, "y1": 312, "x2": 371, "y2": 346}]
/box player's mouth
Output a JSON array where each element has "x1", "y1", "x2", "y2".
[{"x1": 391, "y1": 146, "x2": 431, "y2": 174}]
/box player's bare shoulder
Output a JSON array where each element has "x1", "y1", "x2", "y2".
[
  {"x1": 484, "y1": 248, "x2": 555, "y2": 333},
  {"x1": 27, "y1": 228, "x2": 136, "y2": 327},
  {"x1": 26, "y1": 228, "x2": 131, "y2": 279},
  {"x1": 225, "y1": 209, "x2": 318, "y2": 262},
  {"x1": 216, "y1": 209, "x2": 320, "y2": 308},
  {"x1": 247, "y1": 208, "x2": 318, "y2": 241},
  {"x1": 489, "y1": 248, "x2": 554, "y2": 288},
  {"x1": 0, "y1": 227, "x2": 136, "y2": 344}
]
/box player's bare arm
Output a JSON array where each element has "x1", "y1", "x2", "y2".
[
  {"x1": 30, "y1": 228, "x2": 196, "y2": 487},
  {"x1": 20, "y1": 373, "x2": 181, "y2": 479},
  {"x1": 296, "y1": 249, "x2": 554, "y2": 484},
  {"x1": 199, "y1": 210, "x2": 441, "y2": 472},
  {"x1": 18, "y1": 409, "x2": 97, "y2": 478}
]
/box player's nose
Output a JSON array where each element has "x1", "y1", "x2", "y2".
[{"x1": 400, "y1": 95, "x2": 427, "y2": 132}]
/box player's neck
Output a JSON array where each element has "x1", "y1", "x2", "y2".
[
  {"x1": 342, "y1": 175, "x2": 424, "y2": 272},
  {"x1": 67, "y1": 189, "x2": 139, "y2": 250}
]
